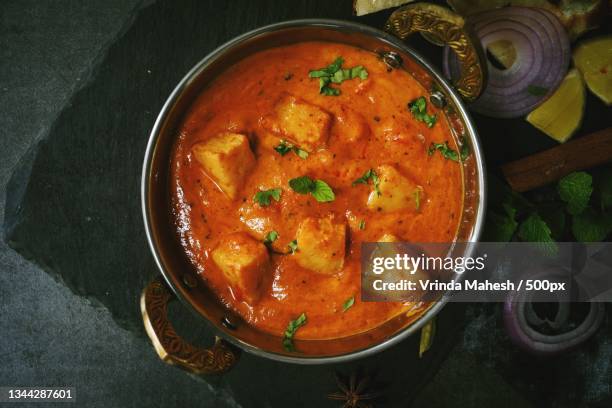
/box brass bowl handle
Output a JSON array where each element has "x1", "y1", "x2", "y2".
[
  {"x1": 384, "y1": 2, "x2": 486, "y2": 102},
  {"x1": 140, "y1": 278, "x2": 239, "y2": 374}
]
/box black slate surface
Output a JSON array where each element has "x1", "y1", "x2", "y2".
[{"x1": 3, "y1": 0, "x2": 612, "y2": 406}]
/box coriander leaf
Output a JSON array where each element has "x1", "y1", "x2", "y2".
[
  {"x1": 351, "y1": 66, "x2": 368, "y2": 80},
  {"x1": 572, "y1": 208, "x2": 612, "y2": 242},
  {"x1": 308, "y1": 57, "x2": 367, "y2": 96},
  {"x1": 359, "y1": 220, "x2": 366, "y2": 230},
  {"x1": 289, "y1": 176, "x2": 316, "y2": 194},
  {"x1": 408, "y1": 96, "x2": 437, "y2": 128},
  {"x1": 527, "y1": 85, "x2": 549, "y2": 96},
  {"x1": 253, "y1": 188, "x2": 282, "y2": 207},
  {"x1": 342, "y1": 296, "x2": 355, "y2": 312},
  {"x1": 288, "y1": 239, "x2": 298, "y2": 254},
  {"x1": 282, "y1": 312, "x2": 307, "y2": 352},
  {"x1": 320, "y1": 84, "x2": 340, "y2": 96},
  {"x1": 292, "y1": 147, "x2": 309, "y2": 159},
  {"x1": 274, "y1": 141, "x2": 292, "y2": 156},
  {"x1": 327, "y1": 57, "x2": 344, "y2": 74},
  {"x1": 312, "y1": 180, "x2": 335, "y2": 202},
  {"x1": 428, "y1": 141, "x2": 459, "y2": 161},
  {"x1": 263, "y1": 231, "x2": 279, "y2": 246},
  {"x1": 518, "y1": 213, "x2": 557, "y2": 255},
  {"x1": 558, "y1": 171, "x2": 592, "y2": 215},
  {"x1": 352, "y1": 169, "x2": 381, "y2": 196}
]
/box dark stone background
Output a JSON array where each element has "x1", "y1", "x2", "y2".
[{"x1": 1, "y1": 1, "x2": 610, "y2": 407}]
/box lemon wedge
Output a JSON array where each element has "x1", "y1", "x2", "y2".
[
  {"x1": 573, "y1": 36, "x2": 612, "y2": 105},
  {"x1": 526, "y1": 68, "x2": 585, "y2": 143}
]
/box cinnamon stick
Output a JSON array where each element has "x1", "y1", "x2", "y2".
[{"x1": 501, "y1": 127, "x2": 612, "y2": 192}]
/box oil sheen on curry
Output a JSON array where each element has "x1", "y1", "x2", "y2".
[{"x1": 171, "y1": 41, "x2": 464, "y2": 344}]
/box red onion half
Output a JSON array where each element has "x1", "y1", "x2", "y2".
[
  {"x1": 503, "y1": 267, "x2": 605, "y2": 356},
  {"x1": 444, "y1": 7, "x2": 571, "y2": 118}
]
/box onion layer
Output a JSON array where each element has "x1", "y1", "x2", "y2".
[
  {"x1": 503, "y1": 267, "x2": 605, "y2": 356},
  {"x1": 444, "y1": 6, "x2": 570, "y2": 118}
]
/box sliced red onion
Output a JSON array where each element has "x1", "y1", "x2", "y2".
[
  {"x1": 503, "y1": 267, "x2": 604, "y2": 356},
  {"x1": 444, "y1": 7, "x2": 570, "y2": 118}
]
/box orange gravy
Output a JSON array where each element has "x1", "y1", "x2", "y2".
[{"x1": 171, "y1": 41, "x2": 463, "y2": 340}]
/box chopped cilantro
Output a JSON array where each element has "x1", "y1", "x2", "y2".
[
  {"x1": 274, "y1": 140, "x2": 309, "y2": 159},
  {"x1": 428, "y1": 141, "x2": 458, "y2": 161},
  {"x1": 558, "y1": 171, "x2": 592, "y2": 215},
  {"x1": 263, "y1": 231, "x2": 278, "y2": 246},
  {"x1": 352, "y1": 168, "x2": 381, "y2": 196},
  {"x1": 289, "y1": 176, "x2": 335, "y2": 202},
  {"x1": 342, "y1": 296, "x2": 355, "y2": 312},
  {"x1": 309, "y1": 57, "x2": 368, "y2": 96},
  {"x1": 253, "y1": 188, "x2": 281, "y2": 207},
  {"x1": 288, "y1": 239, "x2": 298, "y2": 254},
  {"x1": 408, "y1": 96, "x2": 437, "y2": 128},
  {"x1": 282, "y1": 313, "x2": 307, "y2": 351},
  {"x1": 274, "y1": 141, "x2": 292, "y2": 156},
  {"x1": 428, "y1": 137, "x2": 469, "y2": 162}
]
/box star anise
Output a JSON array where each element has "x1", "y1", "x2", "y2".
[{"x1": 327, "y1": 369, "x2": 382, "y2": 408}]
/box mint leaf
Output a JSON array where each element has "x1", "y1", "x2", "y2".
[
  {"x1": 282, "y1": 312, "x2": 307, "y2": 352},
  {"x1": 483, "y1": 203, "x2": 518, "y2": 242},
  {"x1": 312, "y1": 180, "x2": 335, "y2": 202},
  {"x1": 558, "y1": 171, "x2": 592, "y2": 215},
  {"x1": 289, "y1": 176, "x2": 316, "y2": 194},
  {"x1": 253, "y1": 188, "x2": 282, "y2": 207},
  {"x1": 408, "y1": 96, "x2": 437, "y2": 128},
  {"x1": 518, "y1": 213, "x2": 554, "y2": 243},
  {"x1": 289, "y1": 176, "x2": 335, "y2": 202},
  {"x1": 518, "y1": 213, "x2": 557, "y2": 255},
  {"x1": 342, "y1": 296, "x2": 355, "y2": 312},
  {"x1": 572, "y1": 208, "x2": 612, "y2": 242}
]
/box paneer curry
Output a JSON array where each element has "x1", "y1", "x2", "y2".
[{"x1": 171, "y1": 41, "x2": 464, "y2": 345}]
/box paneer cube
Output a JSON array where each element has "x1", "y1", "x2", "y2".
[
  {"x1": 264, "y1": 95, "x2": 332, "y2": 152},
  {"x1": 367, "y1": 165, "x2": 422, "y2": 212},
  {"x1": 192, "y1": 133, "x2": 255, "y2": 200},
  {"x1": 211, "y1": 232, "x2": 270, "y2": 304},
  {"x1": 294, "y1": 216, "x2": 346, "y2": 275}
]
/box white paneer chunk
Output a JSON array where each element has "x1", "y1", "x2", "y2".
[
  {"x1": 266, "y1": 95, "x2": 332, "y2": 152},
  {"x1": 211, "y1": 232, "x2": 270, "y2": 304},
  {"x1": 367, "y1": 165, "x2": 422, "y2": 212},
  {"x1": 192, "y1": 133, "x2": 255, "y2": 200},
  {"x1": 294, "y1": 216, "x2": 346, "y2": 275}
]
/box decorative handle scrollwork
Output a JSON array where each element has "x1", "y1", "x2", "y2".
[
  {"x1": 141, "y1": 278, "x2": 239, "y2": 374},
  {"x1": 384, "y1": 3, "x2": 486, "y2": 102}
]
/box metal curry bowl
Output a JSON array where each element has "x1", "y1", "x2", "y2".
[{"x1": 141, "y1": 4, "x2": 486, "y2": 373}]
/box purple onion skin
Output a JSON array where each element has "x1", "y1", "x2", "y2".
[
  {"x1": 444, "y1": 7, "x2": 570, "y2": 118},
  {"x1": 503, "y1": 294, "x2": 605, "y2": 356}
]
